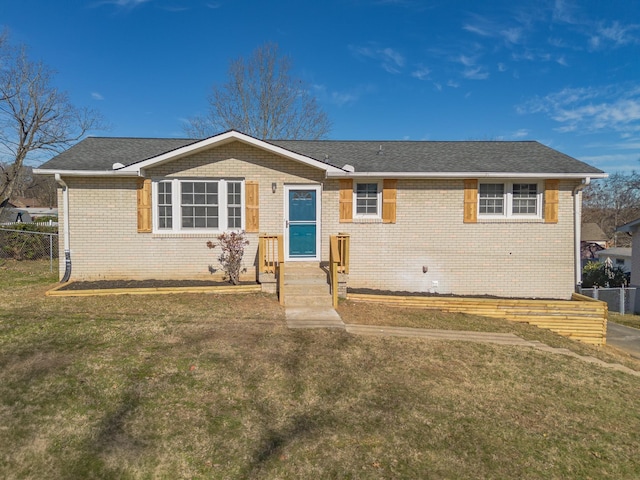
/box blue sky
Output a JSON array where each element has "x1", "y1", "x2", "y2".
[{"x1": 2, "y1": 0, "x2": 639, "y2": 173}]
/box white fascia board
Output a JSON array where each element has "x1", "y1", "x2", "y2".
[
  {"x1": 120, "y1": 130, "x2": 344, "y2": 174},
  {"x1": 325, "y1": 171, "x2": 608, "y2": 179},
  {"x1": 33, "y1": 168, "x2": 140, "y2": 177}
]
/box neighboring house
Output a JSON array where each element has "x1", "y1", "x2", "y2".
[
  {"x1": 34, "y1": 130, "x2": 606, "y2": 299},
  {"x1": 581, "y1": 222, "x2": 607, "y2": 267},
  {"x1": 616, "y1": 219, "x2": 640, "y2": 313},
  {"x1": 617, "y1": 219, "x2": 640, "y2": 286},
  {"x1": 0, "y1": 207, "x2": 32, "y2": 224},
  {"x1": 595, "y1": 247, "x2": 632, "y2": 273},
  {"x1": 11, "y1": 196, "x2": 58, "y2": 220}
]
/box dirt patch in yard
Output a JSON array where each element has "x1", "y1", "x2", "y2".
[{"x1": 58, "y1": 279, "x2": 258, "y2": 290}]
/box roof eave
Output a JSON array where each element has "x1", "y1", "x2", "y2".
[
  {"x1": 616, "y1": 218, "x2": 640, "y2": 233},
  {"x1": 33, "y1": 168, "x2": 141, "y2": 177},
  {"x1": 325, "y1": 171, "x2": 608, "y2": 179}
]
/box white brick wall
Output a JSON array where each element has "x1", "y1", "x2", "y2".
[
  {"x1": 322, "y1": 178, "x2": 579, "y2": 299},
  {"x1": 58, "y1": 141, "x2": 580, "y2": 299}
]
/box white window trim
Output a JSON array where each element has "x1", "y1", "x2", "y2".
[
  {"x1": 353, "y1": 180, "x2": 382, "y2": 219},
  {"x1": 152, "y1": 178, "x2": 245, "y2": 234},
  {"x1": 478, "y1": 180, "x2": 543, "y2": 219}
]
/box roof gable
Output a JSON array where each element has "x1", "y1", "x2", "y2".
[{"x1": 119, "y1": 131, "x2": 344, "y2": 175}]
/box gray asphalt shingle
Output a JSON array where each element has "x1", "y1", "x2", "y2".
[{"x1": 38, "y1": 136, "x2": 604, "y2": 175}]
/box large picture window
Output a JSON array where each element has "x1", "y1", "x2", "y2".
[
  {"x1": 154, "y1": 179, "x2": 243, "y2": 232},
  {"x1": 479, "y1": 182, "x2": 541, "y2": 218}
]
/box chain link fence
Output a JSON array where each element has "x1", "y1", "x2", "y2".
[
  {"x1": 579, "y1": 287, "x2": 637, "y2": 315},
  {"x1": 0, "y1": 226, "x2": 59, "y2": 273}
]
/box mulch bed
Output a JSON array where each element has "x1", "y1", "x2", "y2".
[
  {"x1": 59, "y1": 279, "x2": 258, "y2": 291},
  {"x1": 347, "y1": 288, "x2": 558, "y2": 301}
]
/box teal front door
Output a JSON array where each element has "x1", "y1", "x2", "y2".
[{"x1": 286, "y1": 186, "x2": 320, "y2": 260}]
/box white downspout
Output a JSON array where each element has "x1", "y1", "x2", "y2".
[
  {"x1": 573, "y1": 177, "x2": 591, "y2": 290},
  {"x1": 55, "y1": 174, "x2": 72, "y2": 282}
]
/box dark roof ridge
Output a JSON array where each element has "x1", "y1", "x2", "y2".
[{"x1": 83, "y1": 135, "x2": 198, "y2": 141}]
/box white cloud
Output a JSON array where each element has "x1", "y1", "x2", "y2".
[
  {"x1": 349, "y1": 44, "x2": 404, "y2": 74},
  {"x1": 463, "y1": 23, "x2": 491, "y2": 37},
  {"x1": 96, "y1": 0, "x2": 150, "y2": 7},
  {"x1": 590, "y1": 21, "x2": 640, "y2": 50},
  {"x1": 497, "y1": 62, "x2": 507, "y2": 72},
  {"x1": 579, "y1": 153, "x2": 640, "y2": 172},
  {"x1": 91, "y1": 92, "x2": 104, "y2": 100},
  {"x1": 501, "y1": 27, "x2": 522, "y2": 45},
  {"x1": 313, "y1": 83, "x2": 375, "y2": 107},
  {"x1": 411, "y1": 65, "x2": 430, "y2": 80},
  {"x1": 446, "y1": 80, "x2": 459, "y2": 88},
  {"x1": 462, "y1": 66, "x2": 489, "y2": 80},
  {"x1": 458, "y1": 55, "x2": 476, "y2": 67},
  {"x1": 512, "y1": 129, "x2": 529, "y2": 138},
  {"x1": 518, "y1": 84, "x2": 640, "y2": 136}
]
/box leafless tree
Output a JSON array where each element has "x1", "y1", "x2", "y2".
[
  {"x1": 0, "y1": 36, "x2": 104, "y2": 213},
  {"x1": 185, "y1": 43, "x2": 331, "y2": 140},
  {"x1": 582, "y1": 171, "x2": 640, "y2": 247}
]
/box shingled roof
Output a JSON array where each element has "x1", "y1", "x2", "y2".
[{"x1": 38, "y1": 133, "x2": 605, "y2": 176}]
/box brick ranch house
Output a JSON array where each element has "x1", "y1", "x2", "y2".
[{"x1": 35, "y1": 130, "x2": 606, "y2": 299}]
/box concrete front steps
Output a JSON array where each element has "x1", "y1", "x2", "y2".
[{"x1": 283, "y1": 262, "x2": 345, "y2": 329}]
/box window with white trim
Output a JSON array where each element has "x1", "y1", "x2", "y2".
[
  {"x1": 354, "y1": 181, "x2": 381, "y2": 217},
  {"x1": 479, "y1": 182, "x2": 541, "y2": 218},
  {"x1": 154, "y1": 179, "x2": 243, "y2": 232}
]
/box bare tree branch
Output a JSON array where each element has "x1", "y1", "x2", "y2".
[
  {"x1": 184, "y1": 43, "x2": 331, "y2": 140},
  {"x1": 582, "y1": 171, "x2": 640, "y2": 247},
  {"x1": 0, "y1": 36, "x2": 105, "y2": 213}
]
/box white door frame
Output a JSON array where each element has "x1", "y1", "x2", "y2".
[{"x1": 284, "y1": 184, "x2": 321, "y2": 262}]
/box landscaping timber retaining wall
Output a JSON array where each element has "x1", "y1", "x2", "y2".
[{"x1": 347, "y1": 292, "x2": 608, "y2": 346}]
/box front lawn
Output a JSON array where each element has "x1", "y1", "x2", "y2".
[{"x1": 1, "y1": 264, "x2": 639, "y2": 478}]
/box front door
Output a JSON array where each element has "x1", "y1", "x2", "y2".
[{"x1": 285, "y1": 185, "x2": 321, "y2": 261}]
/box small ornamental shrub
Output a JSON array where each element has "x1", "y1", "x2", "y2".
[
  {"x1": 582, "y1": 259, "x2": 627, "y2": 288},
  {"x1": 207, "y1": 231, "x2": 249, "y2": 285}
]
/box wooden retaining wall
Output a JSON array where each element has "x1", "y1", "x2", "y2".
[
  {"x1": 46, "y1": 282, "x2": 262, "y2": 297},
  {"x1": 347, "y1": 292, "x2": 608, "y2": 346}
]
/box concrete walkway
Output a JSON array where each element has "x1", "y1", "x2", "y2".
[
  {"x1": 345, "y1": 323, "x2": 640, "y2": 377},
  {"x1": 284, "y1": 312, "x2": 640, "y2": 377},
  {"x1": 607, "y1": 322, "x2": 640, "y2": 359},
  {"x1": 285, "y1": 307, "x2": 346, "y2": 329}
]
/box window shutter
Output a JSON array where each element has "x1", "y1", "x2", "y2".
[
  {"x1": 544, "y1": 179, "x2": 559, "y2": 224},
  {"x1": 339, "y1": 179, "x2": 353, "y2": 223},
  {"x1": 463, "y1": 179, "x2": 478, "y2": 223},
  {"x1": 382, "y1": 179, "x2": 397, "y2": 224},
  {"x1": 137, "y1": 178, "x2": 152, "y2": 233},
  {"x1": 245, "y1": 181, "x2": 259, "y2": 232}
]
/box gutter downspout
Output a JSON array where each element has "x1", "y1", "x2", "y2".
[
  {"x1": 55, "y1": 174, "x2": 72, "y2": 283},
  {"x1": 573, "y1": 177, "x2": 591, "y2": 291}
]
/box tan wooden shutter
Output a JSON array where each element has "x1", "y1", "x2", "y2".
[
  {"x1": 137, "y1": 178, "x2": 152, "y2": 233},
  {"x1": 339, "y1": 179, "x2": 353, "y2": 223},
  {"x1": 382, "y1": 179, "x2": 397, "y2": 224},
  {"x1": 245, "y1": 181, "x2": 259, "y2": 232},
  {"x1": 544, "y1": 179, "x2": 559, "y2": 224},
  {"x1": 463, "y1": 179, "x2": 478, "y2": 223}
]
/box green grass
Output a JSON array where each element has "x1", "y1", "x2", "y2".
[
  {"x1": 1, "y1": 264, "x2": 640, "y2": 479},
  {"x1": 0, "y1": 258, "x2": 58, "y2": 287}
]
